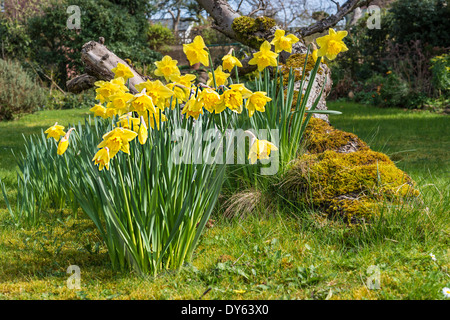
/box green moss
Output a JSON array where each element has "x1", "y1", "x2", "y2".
[
  {"x1": 303, "y1": 117, "x2": 369, "y2": 154},
  {"x1": 232, "y1": 16, "x2": 276, "y2": 48},
  {"x1": 282, "y1": 149, "x2": 420, "y2": 223}
]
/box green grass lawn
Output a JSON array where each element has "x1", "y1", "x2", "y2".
[{"x1": 0, "y1": 104, "x2": 449, "y2": 300}]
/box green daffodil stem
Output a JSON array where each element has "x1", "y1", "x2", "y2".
[
  {"x1": 206, "y1": 48, "x2": 217, "y2": 89},
  {"x1": 115, "y1": 160, "x2": 138, "y2": 250}
]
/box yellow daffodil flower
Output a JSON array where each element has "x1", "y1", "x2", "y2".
[
  {"x1": 248, "y1": 139, "x2": 278, "y2": 164},
  {"x1": 154, "y1": 55, "x2": 181, "y2": 82},
  {"x1": 216, "y1": 85, "x2": 248, "y2": 114},
  {"x1": 57, "y1": 128, "x2": 75, "y2": 156},
  {"x1": 183, "y1": 35, "x2": 209, "y2": 67},
  {"x1": 128, "y1": 90, "x2": 157, "y2": 114},
  {"x1": 248, "y1": 41, "x2": 278, "y2": 72},
  {"x1": 135, "y1": 80, "x2": 174, "y2": 110},
  {"x1": 182, "y1": 97, "x2": 203, "y2": 119},
  {"x1": 109, "y1": 92, "x2": 134, "y2": 114},
  {"x1": 97, "y1": 127, "x2": 138, "y2": 158},
  {"x1": 105, "y1": 102, "x2": 118, "y2": 118},
  {"x1": 270, "y1": 29, "x2": 299, "y2": 53},
  {"x1": 222, "y1": 54, "x2": 242, "y2": 72},
  {"x1": 168, "y1": 74, "x2": 196, "y2": 103},
  {"x1": 137, "y1": 116, "x2": 148, "y2": 145},
  {"x1": 229, "y1": 84, "x2": 252, "y2": 99},
  {"x1": 89, "y1": 104, "x2": 109, "y2": 118},
  {"x1": 245, "y1": 91, "x2": 271, "y2": 117},
  {"x1": 95, "y1": 77, "x2": 129, "y2": 103},
  {"x1": 92, "y1": 147, "x2": 111, "y2": 171},
  {"x1": 198, "y1": 88, "x2": 221, "y2": 113},
  {"x1": 111, "y1": 62, "x2": 134, "y2": 81},
  {"x1": 44, "y1": 122, "x2": 65, "y2": 140},
  {"x1": 207, "y1": 66, "x2": 230, "y2": 87},
  {"x1": 117, "y1": 114, "x2": 141, "y2": 132},
  {"x1": 316, "y1": 28, "x2": 348, "y2": 61}
]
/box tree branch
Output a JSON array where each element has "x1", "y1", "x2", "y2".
[{"x1": 296, "y1": 0, "x2": 372, "y2": 37}]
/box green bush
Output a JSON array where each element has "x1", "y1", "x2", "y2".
[
  {"x1": 389, "y1": 0, "x2": 450, "y2": 47},
  {"x1": 0, "y1": 18, "x2": 32, "y2": 60},
  {"x1": 330, "y1": 0, "x2": 449, "y2": 107},
  {"x1": 0, "y1": 59, "x2": 46, "y2": 120},
  {"x1": 147, "y1": 23, "x2": 175, "y2": 51},
  {"x1": 430, "y1": 53, "x2": 450, "y2": 92},
  {"x1": 44, "y1": 89, "x2": 95, "y2": 110}
]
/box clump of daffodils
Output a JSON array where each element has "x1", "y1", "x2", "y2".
[{"x1": 45, "y1": 29, "x2": 348, "y2": 169}]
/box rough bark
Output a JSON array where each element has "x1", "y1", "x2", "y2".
[{"x1": 66, "y1": 73, "x2": 97, "y2": 94}]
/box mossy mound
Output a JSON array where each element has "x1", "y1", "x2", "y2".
[
  {"x1": 232, "y1": 16, "x2": 276, "y2": 49},
  {"x1": 282, "y1": 149, "x2": 420, "y2": 223},
  {"x1": 304, "y1": 117, "x2": 369, "y2": 154}
]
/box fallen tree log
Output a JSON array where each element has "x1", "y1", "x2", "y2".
[{"x1": 66, "y1": 40, "x2": 147, "y2": 94}]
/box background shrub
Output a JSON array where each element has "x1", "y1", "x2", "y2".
[
  {"x1": 330, "y1": 0, "x2": 449, "y2": 110},
  {"x1": 430, "y1": 53, "x2": 450, "y2": 93},
  {"x1": 25, "y1": 0, "x2": 161, "y2": 89},
  {"x1": 0, "y1": 59, "x2": 46, "y2": 120},
  {"x1": 147, "y1": 23, "x2": 175, "y2": 51}
]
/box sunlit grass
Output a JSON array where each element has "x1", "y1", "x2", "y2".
[{"x1": 0, "y1": 103, "x2": 449, "y2": 300}]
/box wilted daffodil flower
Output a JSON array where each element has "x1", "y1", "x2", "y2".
[
  {"x1": 270, "y1": 29, "x2": 299, "y2": 53},
  {"x1": 316, "y1": 28, "x2": 348, "y2": 61},
  {"x1": 248, "y1": 139, "x2": 278, "y2": 164},
  {"x1": 97, "y1": 127, "x2": 138, "y2": 158},
  {"x1": 111, "y1": 62, "x2": 134, "y2": 81},
  {"x1": 57, "y1": 128, "x2": 75, "y2": 156},
  {"x1": 183, "y1": 35, "x2": 209, "y2": 67},
  {"x1": 245, "y1": 92, "x2": 271, "y2": 117},
  {"x1": 92, "y1": 147, "x2": 111, "y2": 171},
  {"x1": 44, "y1": 122, "x2": 65, "y2": 140},
  {"x1": 222, "y1": 53, "x2": 242, "y2": 72},
  {"x1": 207, "y1": 66, "x2": 230, "y2": 87},
  {"x1": 248, "y1": 41, "x2": 278, "y2": 72},
  {"x1": 154, "y1": 55, "x2": 181, "y2": 82}
]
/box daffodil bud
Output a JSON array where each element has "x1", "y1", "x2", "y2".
[
  {"x1": 57, "y1": 128, "x2": 75, "y2": 156},
  {"x1": 138, "y1": 116, "x2": 148, "y2": 145}
]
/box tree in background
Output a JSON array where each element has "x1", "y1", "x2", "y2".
[
  {"x1": 1, "y1": 0, "x2": 161, "y2": 89},
  {"x1": 330, "y1": 0, "x2": 450, "y2": 109}
]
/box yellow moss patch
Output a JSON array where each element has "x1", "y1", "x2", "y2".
[
  {"x1": 282, "y1": 149, "x2": 420, "y2": 223},
  {"x1": 304, "y1": 117, "x2": 369, "y2": 154},
  {"x1": 280, "y1": 53, "x2": 323, "y2": 86},
  {"x1": 232, "y1": 16, "x2": 276, "y2": 48}
]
